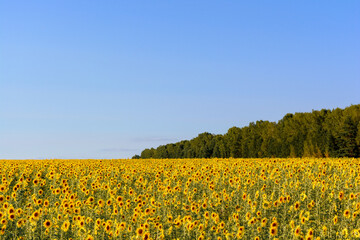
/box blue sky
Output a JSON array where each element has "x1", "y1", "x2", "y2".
[{"x1": 1, "y1": 1, "x2": 359, "y2": 159}]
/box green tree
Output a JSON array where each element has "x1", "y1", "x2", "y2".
[
  {"x1": 337, "y1": 116, "x2": 359, "y2": 157},
  {"x1": 136, "y1": 104, "x2": 360, "y2": 159}
]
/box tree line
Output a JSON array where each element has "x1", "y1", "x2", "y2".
[{"x1": 133, "y1": 104, "x2": 360, "y2": 159}]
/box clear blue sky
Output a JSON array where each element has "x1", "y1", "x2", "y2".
[{"x1": 1, "y1": 1, "x2": 359, "y2": 159}]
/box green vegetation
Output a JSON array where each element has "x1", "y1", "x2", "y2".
[{"x1": 134, "y1": 104, "x2": 360, "y2": 159}]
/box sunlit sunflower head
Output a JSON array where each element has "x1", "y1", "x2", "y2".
[
  {"x1": 136, "y1": 227, "x2": 145, "y2": 236},
  {"x1": 7, "y1": 207, "x2": 14, "y2": 215},
  {"x1": 43, "y1": 220, "x2": 52, "y2": 228},
  {"x1": 350, "y1": 193, "x2": 355, "y2": 200},
  {"x1": 245, "y1": 212, "x2": 251, "y2": 221},
  {"x1": 43, "y1": 200, "x2": 49, "y2": 207},
  {"x1": 344, "y1": 209, "x2": 351, "y2": 218},
  {"x1": 2, "y1": 202, "x2": 9, "y2": 210},
  {"x1": 294, "y1": 201, "x2": 300, "y2": 211},
  {"x1": 305, "y1": 234, "x2": 313, "y2": 240},
  {"x1": 16, "y1": 219, "x2": 24, "y2": 228},
  {"x1": 294, "y1": 226, "x2": 301, "y2": 236},
  {"x1": 61, "y1": 220, "x2": 70, "y2": 232},
  {"x1": 261, "y1": 218, "x2": 267, "y2": 227},
  {"x1": 143, "y1": 232, "x2": 150, "y2": 240},
  {"x1": 339, "y1": 191, "x2": 344, "y2": 200},
  {"x1": 271, "y1": 221, "x2": 278, "y2": 228},
  {"x1": 262, "y1": 201, "x2": 271, "y2": 209},
  {"x1": 8, "y1": 214, "x2": 15, "y2": 221},
  {"x1": 32, "y1": 211, "x2": 40, "y2": 221},
  {"x1": 85, "y1": 235, "x2": 94, "y2": 240},
  {"x1": 269, "y1": 227, "x2": 278, "y2": 236}
]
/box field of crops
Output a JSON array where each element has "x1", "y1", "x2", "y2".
[{"x1": 0, "y1": 158, "x2": 359, "y2": 240}]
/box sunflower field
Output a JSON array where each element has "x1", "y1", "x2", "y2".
[{"x1": 0, "y1": 158, "x2": 360, "y2": 240}]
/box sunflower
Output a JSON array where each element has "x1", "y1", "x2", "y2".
[
  {"x1": 242, "y1": 193, "x2": 247, "y2": 201},
  {"x1": 294, "y1": 201, "x2": 300, "y2": 211},
  {"x1": 294, "y1": 226, "x2": 301, "y2": 237},
  {"x1": 98, "y1": 199, "x2": 104, "y2": 208},
  {"x1": 352, "y1": 229, "x2": 360, "y2": 238},
  {"x1": 145, "y1": 208, "x2": 151, "y2": 215},
  {"x1": 15, "y1": 208, "x2": 22, "y2": 217},
  {"x1": 344, "y1": 209, "x2": 351, "y2": 218},
  {"x1": 269, "y1": 227, "x2": 278, "y2": 236},
  {"x1": 85, "y1": 235, "x2": 94, "y2": 240},
  {"x1": 307, "y1": 203, "x2": 313, "y2": 210},
  {"x1": 16, "y1": 219, "x2": 24, "y2": 228},
  {"x1": 136, "y1": 227, "x2": 145, "y2": 236},
  {"x1": 32, "y1": 211, "x2": 40, "y2": 221},
  {"x1": 61, "y1": 220, "x2": 70, "y2": 232},
  {"x1": 262, "y1": 201, "x2": 271, "y2": 209},
  {"x1": 116, "y1": 196, "x2": 123, "y2": 202},
  {"x1": 256, "y1": 211, "x2": 261, "y2": 217},
  {"x1": 245, "y1": 212, "x2": 251, "y2": 221},
  {"x1": 95, "y1": 218, "x2": 102, "y2": 227},
  {"x1": 33, "y1": 179, "x2": 39, "y2": 185},
  {"x1": 219, "y1": 221, "x2": 225, "y2": 229},
  {"x1": 8, "y1": 214, "x2": 15, "y2": 221},
  {"x1": 74, "y1": 208, "x2": 81, "y2": 215},
  {"x1": 143, "y1": 232, "x2": 150, "y2": 240},
  {"x1": 236, "y1": 226, "x2": 245, "y2": 239},
  {"x1": 43, "y1": 199, "x2": 49, "y2": 207},
  {"x1": 271, "y1": 221, "x2": 278, "y2": 229},
  {"x1": 119, "y1": 222, "x2": 126, "y2": 230},
  {"x1": 290, "y1": 220, "x2": 295, "y2": 229},
  {"x1": 0, "y1": 219, "x2": 7, "y2": 225},
  {"x1": 174, "y1": 220, "x2": 181, "y2": 228},
  {"x1": 198, "y1": 224, "x2": 204, "y2": 232},
  {"x1": 43, "y1": 220, "x2": 52, "y2": 228},
  {"x1": 305, "y1": 234, "x2": 313, "y2": 240},
  {"x1": 78, "y1": 220, "x2": 85, "y2": 229},
  {"x1": 2, "y1": 202, "x2": 9, "y2": 210},
  {"x1": 7, "y1": 206, "x2": 15, "y2": 215},
  {"x1": 341, "y1": 228, "x2": 348, "y2": 237},
  {"x1": 339, "y1": 191, "x2": 344, "y2": 200},
  {"x1": 261, "y1": 218, "x2": 267, "y2": 227},
  {"x1": 350, "y1": 193, "x2": 355, "y2": 200}
]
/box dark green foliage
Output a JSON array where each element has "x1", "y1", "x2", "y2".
[
  {"x1": 133, "y1": 104, "x2": 360, "y2": 159},
  {"x1": 337, "y1": 116, "x2": 359, "y2": 157}
]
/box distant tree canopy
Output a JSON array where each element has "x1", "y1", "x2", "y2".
[{"x1": 132, "y1": 104, "x2": 360, "y2": 159}]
